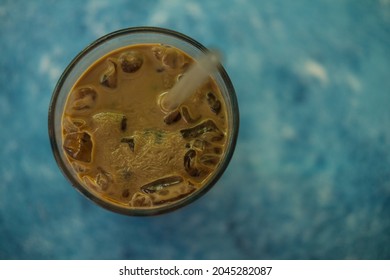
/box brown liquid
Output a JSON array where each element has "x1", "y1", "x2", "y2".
[{"x1": 61, "y1": 44, "x2": 228, "y2": 209}]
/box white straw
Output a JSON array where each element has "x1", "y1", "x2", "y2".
[{"x1": 160, "y1": 51, "x2": 220, "y2": 111}]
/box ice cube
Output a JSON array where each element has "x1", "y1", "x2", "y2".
[
  {"x1": 184, "y1": 149, "x2": 200, "y2": 177},
  {"x1": 100, "y1": 59, "x2": 117, "y2": 88},
  {"x1": 187, "y1": 139, "x2": 223, "y2": 157},
  {"x1": 151, "y1": 45, "x2": 165, "y2": 60},
  {"x1": 163, "y1": 109, "x2": 181, "y2": 125},
  {"x1": 206, "y1": 92, "x2": 221, "y2": 115},
  {"x1": 95, "y1": 167, "x2": 112, "y2": 191},
  {"x1": 151, "y1": 183, "x2": 197, "y2": 206},
  {"x1": 63, "y1": 132, "x2": 93, "y2": 162},
  {"x1": 199, "y1": 154, "x2": 220, "y2": 167},
  {"x1": 119, "y1": 51, "x2": 143, "y2": 73},
  {"x1": 162, "y1": 48, "x2": 184, "y2": 69},
  {"x1": 70, "y1": 87, "x2": 97, "y2": 111},
  {"x1": 63, "y1": 117, "x2": 86, "y2": 133},
  {"x1": 190, "y1": 139, "x2": 209, "y2": 151},
  {"x1": 71, "y1": 161, "x2": 89, "y2": 174},
  {"x1": 83, "y1": 175, "x2": 98, "y2": 191},
  {"x1": 180, "y1": 120, "x2": 224, "y2": 142},
  {"x1": 141, "y1": 176, "x2": 183, "y2": 194},
  {"x1": 181, "y1": 106, "x2": 200, "y2": 123},
  {"x1": 130, "y1": 192, "x2": 153, "y2": 207},
  {"x1": 81, "y1": 168, "x2": 112, "y2": 192}
]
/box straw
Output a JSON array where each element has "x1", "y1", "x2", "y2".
[{"x1": 160, "y1": 51, "x2": 220, "y2": 112}]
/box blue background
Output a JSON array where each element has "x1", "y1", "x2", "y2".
[{"x1": 0, "y1": 0, "x2": 389, "y2": 259}]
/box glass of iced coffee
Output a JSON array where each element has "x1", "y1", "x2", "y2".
[{"x1": 48, "y1": 27, "x2": 239, "y2": 215}]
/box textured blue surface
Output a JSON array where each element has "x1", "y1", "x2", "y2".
[{"x1": 1, "y1": 0, "x2": 389, "y2": 259}]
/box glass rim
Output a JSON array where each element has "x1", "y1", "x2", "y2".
[{"x1": 48, "y1": 26, "x2": 239, "y2": 216}]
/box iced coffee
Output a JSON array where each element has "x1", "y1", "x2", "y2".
[{"x1": 49, "y1": 28, "x2": 238, "y2": 215}]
